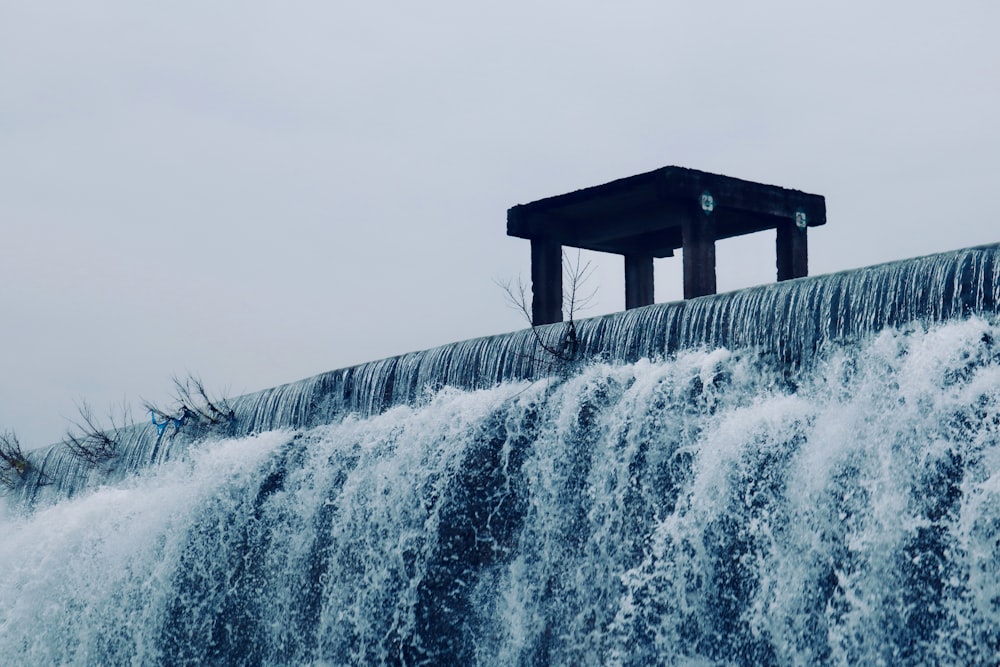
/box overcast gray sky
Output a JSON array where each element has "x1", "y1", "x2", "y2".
[{"x1": 2, "y1": 1, "x2": 998, "y2": 448}]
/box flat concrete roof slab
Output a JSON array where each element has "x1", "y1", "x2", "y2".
[{"x1": 507, "y1": 166, "x2": 826, "y2": 258}]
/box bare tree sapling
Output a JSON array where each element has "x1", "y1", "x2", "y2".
[{"x1": 497, "y1": 249, "x2": 597, "y2": 373}]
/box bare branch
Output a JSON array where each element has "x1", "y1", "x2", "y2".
[
  {"x1": 562, "y1": 249, "x2": 598, "y2": 322},
  {"x1": 494, "y1": 275, "x2": 534, "y2": 325},
  {"x1": 141, "y1": 398, "x2": 173, "y2": 423},
  {"x1": 63, "y1": 399, "x2": 129, "y2": 466},
  {"x1": 171, "y1": 374, "x2": 235, "y2": 428},
  {"x1": 496, "y1": 275, "x2": 574, "y2": 363},
  {"x1": 0, "y1": 430, "x2": 31, "y2": 490},
  {"x1": 496, "y1": 248, "x2": 596, "y2": 374}
]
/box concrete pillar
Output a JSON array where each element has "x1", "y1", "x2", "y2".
[
  {"x1": 531, "y1": 239, "x2": 563, "y2": 325},
  {"x1": 776, "y1": 218, "x2": 808, "y2": 280},
  {"x1": 681, "y1": 206, "x2": 717, "y2": 299},
  {"x1": 624, "y1": 254, "x2": 654, "y2": 309}
]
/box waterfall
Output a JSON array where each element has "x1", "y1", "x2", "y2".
[{"x1": 2, "y1": 244, "x2": 999, "y2": 665}]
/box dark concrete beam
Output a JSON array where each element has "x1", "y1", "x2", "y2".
[{"x1": 507, "y1": 166, "x2": 826, "y2": 253}]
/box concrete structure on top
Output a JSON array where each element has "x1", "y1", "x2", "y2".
[{"x1": 507, "y1": 166, "x2": 827, "y2": 326}]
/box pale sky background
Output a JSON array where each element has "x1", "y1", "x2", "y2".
[{"x1": 2, "y1": 1, "x2": 998, "y2": 448}]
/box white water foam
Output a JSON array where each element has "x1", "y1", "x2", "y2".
[{"x1": 1, "y1": 318, "x2": 999, "y2": 665}]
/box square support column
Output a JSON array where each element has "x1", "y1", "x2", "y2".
[
  {"x1": 776, "y1": 219, "x2": 808, "y2": 281},
  {"x1": 624, "y1": 254, "x2": 654, "y2": 309},
  {"x1": 681, "y1": 208, "x2": 717, "y2": 299},
  {"x1": 531, "y1": 239, "x2": 563, "y2": 325}
]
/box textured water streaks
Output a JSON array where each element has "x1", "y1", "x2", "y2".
[{"x1": 2, "y1": 318, "x2": 1000, "y2": 664}]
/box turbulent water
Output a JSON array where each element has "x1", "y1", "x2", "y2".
[{"x1": 3, "y1": 246, "x2": 1000, "y2": 665}]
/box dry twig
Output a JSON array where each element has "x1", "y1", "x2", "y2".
[
  {"x1": 170, "y1": 374, "x2": 235, "y2": 427},
  {"x1": 496, "y1": 249, "x2": 597, "y2": 369},
  {"x1": 63, "y1": 400, "x2": 129, "y2": 466},
  {"x1": 0, "y1": 430, "x2": 31, "y2": 489}
]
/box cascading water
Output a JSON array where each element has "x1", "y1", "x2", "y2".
[{"x1": 2, "y1": 245, "x2": 1000, "y2": 665}]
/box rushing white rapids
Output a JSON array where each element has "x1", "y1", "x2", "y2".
[
  {"x1": 2, "y1": 318, "x2": 1000, "y2": 665},
  {"x1": 2, "y1": 246, "x2": 1000, "y2": 665}
]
